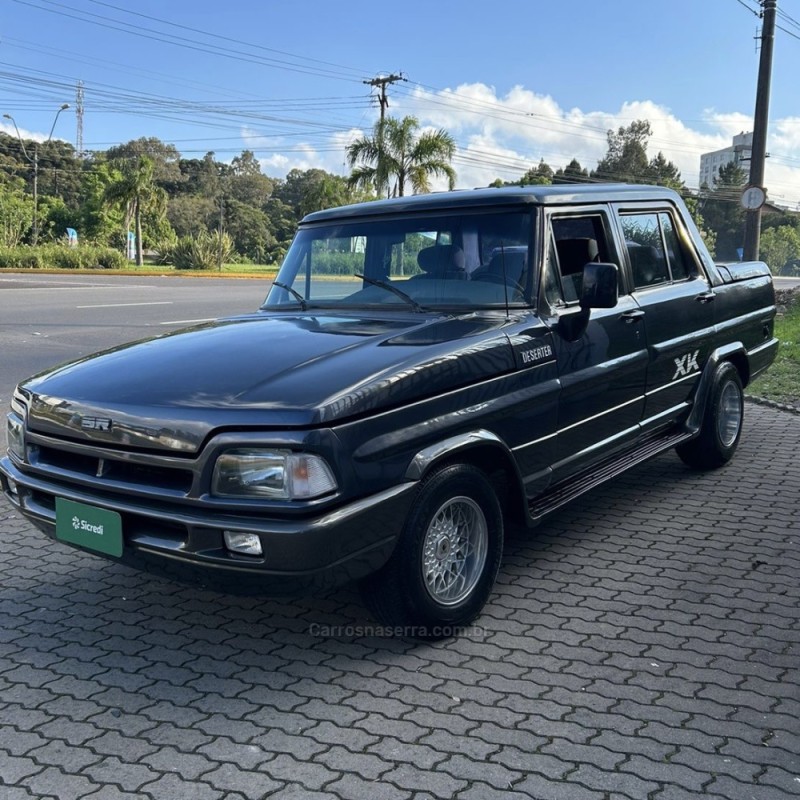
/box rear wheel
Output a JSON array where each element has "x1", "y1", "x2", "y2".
[
  {"x1": 360, "y1": 463, "x2": 503, "y2": 639},
  {"x1": 676, "y1": 361, "x2": 744, "y2": 470}
]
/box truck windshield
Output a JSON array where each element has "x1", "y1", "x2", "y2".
[{"x1": 263, "y1": 210, "x2": 534, "y2": 311}]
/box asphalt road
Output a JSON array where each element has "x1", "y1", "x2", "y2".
[
  {"x1": 773, "y1": 276, "x2": 800, "y2": 289},
  {"x1": 0, "y1": 271, "x2": 798, "y2": 798},
  {"x1": 0, "y1": 272, "x2": 272, "y2": 446}
]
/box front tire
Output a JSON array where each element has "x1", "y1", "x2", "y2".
[
  {"x1": 360, "y1": 463, "x2": 503, "y2": 639},
  {"x1": 676, "y1": 361, "x2": 744, "y2": 470}
]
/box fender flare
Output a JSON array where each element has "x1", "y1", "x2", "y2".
[
  {"x1": 404, "y1": 429, "x2": 517, "y2": 481},
  {"x1": 685, "y1": 343, "x2": 746, "y2": 435}
]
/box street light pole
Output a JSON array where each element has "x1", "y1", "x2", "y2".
[{"x1": 3, "y1": 103, "x2": 70, "y2": 246}]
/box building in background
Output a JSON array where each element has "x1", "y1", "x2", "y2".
[{"x1": 699, "y1": 132, "x2": 753, "y2": 188}]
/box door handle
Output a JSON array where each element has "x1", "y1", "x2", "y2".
[
  {"x1": 696, "y1": 291, "x2": 716, "y2": 304},
  {"x1": 620, "y1": 309, "x2": 645, "y2": 324}
]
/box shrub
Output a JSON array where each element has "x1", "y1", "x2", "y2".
[
  {"x1": 0, "y1": 244, "x2": 129, "y2": 270},
  {"x1": 169, "y1": 231, "x2": 234, "y2": 270}
]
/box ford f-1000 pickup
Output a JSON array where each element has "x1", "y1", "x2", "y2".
[{"x1": 1, "y1": 184, "x2": 777, "y2": 635}]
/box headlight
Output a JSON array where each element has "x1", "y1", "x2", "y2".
[
  {"x1": 211, "y1": 449, "x2": 337, "y2": 500},
  {"x1": 7, "y1": 414, "x2": 24, "y2": 460},
  {"x1": 11, "y1": 387, "x2": 27, "y2": 418}
]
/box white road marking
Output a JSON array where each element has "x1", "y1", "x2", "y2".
[
  {"x1": 76, "y1": 301, "x2": 174, "y2": 309},
  {"x1": 0, "y1": 279, "x2": 157, "y2": 289},
  {"x1": 159, "y1": 318, "x2": 216, "y2": 325}
]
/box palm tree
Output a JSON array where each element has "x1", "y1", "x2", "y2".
[
  {"x1": 104, "y1": 155, "x2": 166, "y2": 266},
  {"x1": 347, "y1": 116, "x2": 456, "y2": 198}
]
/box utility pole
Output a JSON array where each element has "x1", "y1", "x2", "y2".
[
  {"x1": 76, "y1": 81, "x2": 85, "y2": 158},
  {"x1": 362, "y1": 74, "x2": 405, "y2": 199},
  {"x1": 743, "y1": 0, "x2": 777, "y2": 261},
  {"x1": 363, "y1": 73, "x2": 405, "y2": 123},
  {"x1": 218, "y1": 195, "x2": 225, "y2": 272}
]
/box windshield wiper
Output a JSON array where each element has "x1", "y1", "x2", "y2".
[
  {"x1": 354, "y1": 274, "x2": 425, "y2": 312},
  {"x1": 272, "y1": 280, "x2": 308, "y2": 310}
]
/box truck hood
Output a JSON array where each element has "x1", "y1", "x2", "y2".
[{"x1": 21, "y1": 311, "x2": 517, "y2": 452}]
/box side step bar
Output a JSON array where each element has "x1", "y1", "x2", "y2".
[{"x1": 528, "y1": 429, "x2": 692, "y2": 521}]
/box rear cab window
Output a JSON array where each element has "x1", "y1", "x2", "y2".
[{"x1": 617, "y1": 207, "x2": 706, "y2": 291}]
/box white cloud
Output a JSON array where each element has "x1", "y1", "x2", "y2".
[
  {"x1": 240, "y1": 126, "x2": 356, "y2": 180},
  {"x1": 236, "y1": 85, "x2": 800, "y2": 206}
]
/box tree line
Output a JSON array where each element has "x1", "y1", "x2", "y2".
[{"x1": 1, "y1": 115, "x2": 797, "y2": 273}]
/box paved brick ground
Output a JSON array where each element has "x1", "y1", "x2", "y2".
[{"x1": 1, "y1": 403, "x2": 798, "y2": 799}]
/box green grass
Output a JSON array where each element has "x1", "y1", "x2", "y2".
[{"x1": 749, "y1": 301, "x2": 800, "y2": 406}]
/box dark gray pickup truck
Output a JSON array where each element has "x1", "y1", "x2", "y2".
[{"x1": 1, "y1": 184, "x2": 777, "y2": 636}]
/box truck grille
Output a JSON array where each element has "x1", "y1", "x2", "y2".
[{"x1": 26, "y1": 431, "x2": 196, "y2": 497}]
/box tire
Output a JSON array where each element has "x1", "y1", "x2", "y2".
[
  {"x1": 676, "y1": 361, "x2": 744, "y2": 470},
  {"x1": 360, "y1": 463, "x2": 503, "y2": 639}
]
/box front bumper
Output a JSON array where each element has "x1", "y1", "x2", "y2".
[{"x1": 0, "y1": 455, "x2": 414, "y2": 592}]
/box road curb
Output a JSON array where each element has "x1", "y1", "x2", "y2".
[{"x1": 745, "y1": 394, "x2": 800, "y2": 415}]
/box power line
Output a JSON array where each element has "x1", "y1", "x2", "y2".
[
  {"x1": 733, "y1": 0, "x2": 761, "y2": 16},
  {"x1": 12, "y1": 0, "x2": 365, "y2": 83},
  {"x1": 85, "y1": 0, "x2": 368, "y2": 80}
]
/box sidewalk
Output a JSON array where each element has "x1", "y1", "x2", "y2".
[{"x1": 0, "y1": 403, "x2": 798, "y2": 799}]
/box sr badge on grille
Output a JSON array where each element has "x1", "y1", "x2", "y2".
[{"x1": 79, "y1": 416, "x2": 113, "y2": 432}]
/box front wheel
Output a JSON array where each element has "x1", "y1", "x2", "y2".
[
  {"x1": 360, "y1": 463, "x2": 503, "y2": 639},
  {"x1": 676, "y1": 361, "x2": 744, "y2": 470}
]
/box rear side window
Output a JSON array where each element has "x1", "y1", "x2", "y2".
[{"x1": 622, "y1": 211, "x2": 692, "y2": 289}]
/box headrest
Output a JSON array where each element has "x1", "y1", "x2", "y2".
[
  {"x1": 487, "y1": 249, "x2": 527, "y2": 281},
  {"x1": 417, "y1": 244, "x2": 465, "y2": 273},
  {"x1": 628, "y1": 244, "x2": 659, "y2": 267},
  {"x1": 556, "y1": 238, "x2": 599, "y2": 272}
]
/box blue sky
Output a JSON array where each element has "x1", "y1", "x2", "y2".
[{"x1": 3, "y1": 0, "x2": 800, "y2": 205}]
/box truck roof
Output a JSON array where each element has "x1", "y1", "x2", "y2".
[{"x1": 302, "y1": 183, "x2": 682, "y2": 223}]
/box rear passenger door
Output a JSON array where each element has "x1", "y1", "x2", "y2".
[
  {"x1": 542, "y1": 208, "x2": 649, "y2": 481},
  {"x1": 615, "y1": 205, "x2": 716, "y2": 431}
]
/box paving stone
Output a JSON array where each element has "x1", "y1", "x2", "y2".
[
  {"x1": 325, "y1": 773, "x2": 408, "y2": 800},
  {"x1": 141, "y1": 746, "x2": 215, "y2": 781},
  {"x1": 81, "y1": 787, "x2": 147, "y2": 800},
  {"x1": 368, "y1": 738, "x2": 449, "y2": 770},
  {"x1": 137, "y1": 773, "x2": 221, "y2": 800},
  {"x1": 201, "y1": 762, "x2": 282, "y2": 797},
  {"x1": 1, "y1": 405, "x2": 798, "y2": 800},
  {"x1": 84, "y1": 730, "x2": 159, "y2": 761},
  {"x1": 81, "y1": 755, "x2": 161, "y2": 792},
  {"x1": 566, "y1": 764, "x2": 660, "y2": 798},
  {"x1": 0, "y1": 754, "x2": 43, "y2": 784},
  {"x1": 261, "y1": 784, "x2": 338, "y2": 800},
  {"x1": 28, "y1": 738, "x2": 103, "y2": 772},
  {"x1": 261, "y1": 753, "x2": 339, "y2": 791},
  {"x1": 619, "y1": 755, "x2": 709, "y2": 793},
  {"x1": 23, "y1": 767, "x2": 98, "y2": 800},
  {"x1": 353, "y1": 713, "x2": 430, "y2": 743},
  {"x1": 380, "y1": 763, "x2": 467, "y2": 797},
  {"x1": 316, "y1": 746, "x2": 392, "y2": 781},
  {"x1": 511, "y1": 773, "x2": 606, "y2": 799},
  {"x1": 438, "y1": 753, "x2": 521, "y2": 790}
]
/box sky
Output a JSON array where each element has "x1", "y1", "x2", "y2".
[{"x1": 2, "y1": 0, "x2": 800, "y2": 207}]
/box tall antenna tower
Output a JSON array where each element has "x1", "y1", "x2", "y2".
[{"x1": 75, "y1": 80, "x2": 85, "y2": 157}]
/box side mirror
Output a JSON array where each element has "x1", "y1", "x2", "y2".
[{"x1": 580, "y1": 262, "x2": 618, "y2": 309}]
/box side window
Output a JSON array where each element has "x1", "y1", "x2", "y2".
[
  {"x1": 548, "y1": 215, "x2": 613, "y2": 305},
  {"x1": 621, "y1": 213, "x2": 670, "y2": 289},
  {"x1": 622, "y1": 211, "x2": 695, "y2": 289}
]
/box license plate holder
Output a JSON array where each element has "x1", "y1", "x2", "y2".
[{"x1": 55, "y1": 498, "x2": 123, "y2": 558}]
